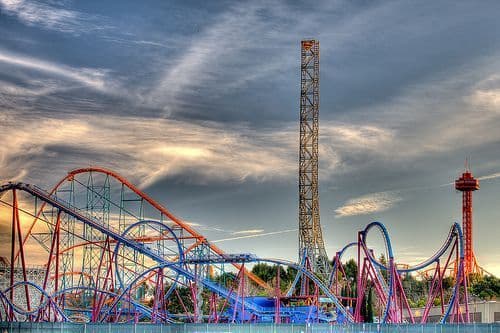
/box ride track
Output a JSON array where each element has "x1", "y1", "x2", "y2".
[{"x1": 0, "y1": 167, "x2": 470, "y2": 324}]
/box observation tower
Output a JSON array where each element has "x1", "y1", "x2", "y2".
[{"x1": 454, "y1": 163, "x2": 479, "y2": 275}]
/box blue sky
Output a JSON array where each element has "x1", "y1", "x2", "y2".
[{"x1": 1, "y1": 1, "x2": 500, "y2": 274}]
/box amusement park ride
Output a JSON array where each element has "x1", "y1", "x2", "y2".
[{"x1": 0, "y1": 40, "x2": 482, "y2": 324}]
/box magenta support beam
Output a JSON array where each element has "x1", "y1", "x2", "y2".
[
  {"x1": 13, "y1": 190, "x2": 32, "y2": 316},
  {"x1": 275, "y1": 264, "x2": 281, "y2": 324},
  {"x1": 241, "y1": 263, "x2": 246, "y2": 323},
  {"x1": 9, "y1": 190, "x2": 16, "y2": 321}
]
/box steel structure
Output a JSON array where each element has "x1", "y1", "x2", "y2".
[
  {"x1": 298, "y1": 39, "x2": 330, "y2": 277},
  {"x1": 455, "y1": 165, "x2": 480, "y2": 275},
  {"x1": 0, "y1": 167, "x2": 470, "y2": 324}
]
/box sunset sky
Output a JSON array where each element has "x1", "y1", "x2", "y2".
[{"x1": 1, "y1": 1, "x2": 500, "y2": 275}]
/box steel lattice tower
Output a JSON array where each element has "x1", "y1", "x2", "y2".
[
  {"x1": 298, "y1": 39, "x2": 330, "y2": 277},
  {"x1": 455, "y1": 164, "x2": 479, "y2": 275}
]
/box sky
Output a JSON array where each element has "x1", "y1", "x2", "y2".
[{"x1": 1, "y1": 1, "x2": 500, "y2": 275}]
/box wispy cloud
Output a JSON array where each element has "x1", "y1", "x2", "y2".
[
  {"x1": 468, "y1": 74, "x2": 500, "y2": 110},
  {"x1": 470, "y1": 89, "x2": 500, "y2": 109},
  {"x1": 334, "y1": 191, "x2": 402, "y2": 218},
  {"x1": 0, "y1": 49, "x2": 114, "y2": 92},
  {"x1": 212, "y1": 229, "x2": 297, "y2": 243},
  {"x1": 183, "y1": 221, "x2": 231, "y2": 234},
  {"x1": 149, "y1": 2, "x2": 256, "y2": 112},
  {"x1": 0, "y1": 0, "x2": 107, "y2": 34},
  {"x1": 232, "y1": 229, "x2": 265, "y2": 235},
  {"x1": 184, "y1": 221, "x2": 202, "y2": 227},
  {"x1": 329, "y1": 125, "x2": 394, "y2": 150},
  {"x1": 148, "y1": 2, "x2": 299, "y2": 114},
  {"x1": 478, "y1": 172, "x2": 500, "y2": 181},
  {"x1": 320, "y1": 122, "x2": 394, "y2": 175}
]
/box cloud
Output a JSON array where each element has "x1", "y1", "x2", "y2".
[
  {"x1": 0, "y1": 0, "x2": 107, "y2": 34},
  {"x1": 182, "y1": 221, "x2": 230, "y2": 234},
  {"x1": 144, "y1": 1, "x2": 376, "y2": 117},
  {"x1": 0, "y1": 101, "x2": 415, "y2": 191},
  {"x1": 468, "y1": 74, "x2": 500, "y2": 110},
  {"x1": 478, "y1": 172, "x2": 500, "y2": 181},
  {"x1": 149, "y1": 2, "x2": 264, "y2": 113},
  {"x1": 147, "y1": 1, "x2": 314, "y2": 115},
  {"x1": 0, "y1": 112, "x2": 296, "y2": 187},
  {"x1": 470, "y1": 89, "x2": 500, "y2": 109},
  {"x1": 212, "y1": 228, "x2": 297, "y2": 243},
  {"x1": 232, "y1": 229, "x2": 265, "y2": 235},
  {"x1": 334, "y1": 191, "x2": 402, "y2": 218},
  {"x1": 329, "y1": 125, "x2": 394, "y2": 150},
  {"x1": 319, "y1": 63, "x2": 500, "y2": 178},
  {"x1": 320, "y1": 122, "x2": 394, "y2": 175},
  {"x1": 0, "y1": 49, "x2": 114, "y2": 92},
  {"x1": 183, "y1": 221, "x2": 202, "y2": 227}
]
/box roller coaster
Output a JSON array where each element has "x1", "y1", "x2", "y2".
[{"x1": 0, "y1": 167, "x2": 470, "y2": 324}]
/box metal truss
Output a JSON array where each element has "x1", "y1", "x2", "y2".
[{"x1": 298, "y1": 39, "x2": 330, "y2": 277}]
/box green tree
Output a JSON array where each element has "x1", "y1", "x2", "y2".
[
  {"x1": 214, "y1": 272, "x2": 237, "y2": 288},
  {"x1": 251, "y1": 263, "x2": 295, "y2": 291},
  {"x1": 379, "y1": 254, "x2": 388, "y2": 279},
  {"x1": 366, "y1": 286, "x2": 374, "y2": 323},
  {"x1": 167, "y1": 286, "x2": 193, "y2": 317},
  {"x1": 344, "y1": 259, "x2": 357, "y2": 282},
  {"x1": 470, "y1": 275, "x2": 500, "y2": 300},
  {"x1": 442, "y1": 276, "x2": 454, "y2": 290},
  {"x1": 252, "y1": 263, "x2": 276, "y2": 283}
]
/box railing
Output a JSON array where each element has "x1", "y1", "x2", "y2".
[{"x1": 1, "y1": 323, "x2": 499, "y2": 333}]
